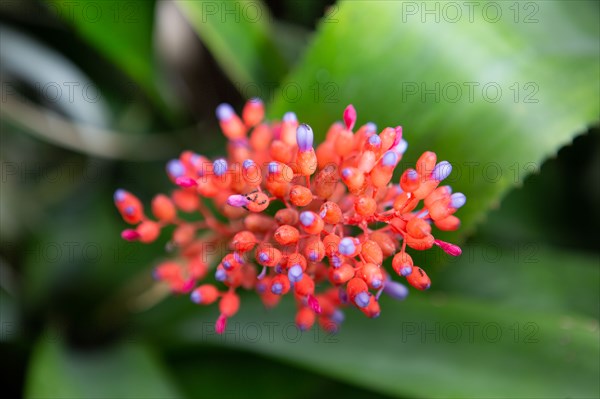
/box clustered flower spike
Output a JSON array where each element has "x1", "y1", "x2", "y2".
[{"x1": 114, "y1": 100, "x2": 466, "y2": 334}]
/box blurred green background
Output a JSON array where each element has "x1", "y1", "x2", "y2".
[{"x1": 1, "y1": 1, "x2": 599, "y2": 398}]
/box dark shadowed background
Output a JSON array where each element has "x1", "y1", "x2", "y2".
[{"x1": 1, "y1": 1, "x2": 599, "y2": 398}]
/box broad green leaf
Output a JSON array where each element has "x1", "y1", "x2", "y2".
[
  {"x1": 25, "y1": 337, "x2": 181, "y2": 398},
  {"x1": 173, "y1": 295, "x2": 600, "y2": 399},
  {"x1": 437, "y1": 244, "x2": 600, "y2": 319},
  {"x1": 44, "y1": 1, "x2": 164, "y2": 107},
  {"x1": 269, "y1": 0, "x2": 600, "y2": 243},
  {"x1": 169, "y1": 347, "x2": 392, "y2": 399},
  {"x1": 175, "y1": 0, "x2": 288, "y2": 93}
]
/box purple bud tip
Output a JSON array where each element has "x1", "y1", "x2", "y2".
[
  {"x1": 451, "y1": 192, "x2": 466, "y2": 209},
  {"x1": 355, "y1": 291, "x2": 370, "y2": 308},
  {"x1": 271, "y1": 282, "x2": 283, "y2": 295},
  {"x1": 331, "y1": 255, "x2": 342, "y2": 268},
  {"x1": 365, "y1": 122, "x2": 377, "y2": 133},
  {"x1": 309, "y1": 250, "x2": 319, "y2": 262},
  {"x1": 242, "y1": 159, "x2": 255, "y2": 170},
  {"x1": 381, "y1": 151, "x2": 399, "y2": 167},
  {"x1": 395, "y1": 139, "x2": 408, "y2": 155},
  {"x1": 152, "y1": 269, "x2": 160, "y2": 281},
  {"x1": 296, "y1": 123, "x2": 314, "y2": 152},
  {"x1": 167, "y1": 159, "x2": 185, "y2": 178},
  {"x1": 299, "y1": 211, "x2": 315, "y2": 227},
  {"x1": 216, "y1": 103, "x2": 234, "y2": 121},
  {"x1": 223, "y1": 259, "x2": 232, "y2": 270},
  {"x1": 417, "y1": 209, "x2": 430, "y2": 219},
  {"x1": 308, "y1": 295, "x2": 322, "y2": 314},
  {"x1": 256, "y1": 281, "x2": 266, "y2": 293},
  {"x1": 400, "y1": 266, "x2": 413, "y2": 277},
  {"x1": 268, "y1": 161, "x2": 279, "y2": 175},
  {"x1": 215, "y1": 268, "x2": 226, "y2": 281},
  {"x1": 338, "y1": 237, "x2": 356, "y2": 256},
  {"x1": 283, "y1": 112, "x2": 297, "y2": 123},
  {"x1": 249, "y1": 97, "x2": 262, "y2": 105},
  {"x1": 114, "y1": 189, "x2": 126, "y2": 203},
  {"x1": 432, "y1": 161, "x2": 452, "y2": 181},
  {"x1": 338, "y1": 287, "x2": 349, "y2": 303},
  {"x1": 190, "y1": 291, "x2": 202, "y2": 304},
  {"x1": 288, "y1": 265, "x2": 304, "y2": 283},
  {"x1": 384, "y1": 281, "x2": 409, "y2": 300},
  {"x1": 259, "y1": 252, "x2": 270, "y2": 263},
  {"x1": 175, "y1": 176, "x2": 197, "y2": 188},
  {"x1": 213, "y1": 159, "x2": 228, "y2": 176},
  {"x1": 341, "y1": 168, "x2": 352, "y2": 178},
  {"x1": 407, "y1": 169, "x2": 418, "y2": 180},
  {"x1": 368, "y1": 134, "x2": 381, "y2": 147},
  {"x1": 124, "y1": 206, "x2": 134, "y2": 215},
  {"x1": 274, "y1": 264, "x2": 283, "y2": 274},
  {"x1": 331, "y1": 309, "x2": 345, "y2": 324},
  {"x1": 233, "y1": 252, "x2": 245, "y2": 264},
  {"x1": 371, "y1": 278, "x2": 382, "y2": 289},
  {"x1": 257, "y1": 266, "x2": 267, "y2": 280},
  {"x1": 227, "y1": 194, "x2": 250, "y2": 208}
]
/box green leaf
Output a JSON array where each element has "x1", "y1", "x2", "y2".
[
  {"x1": 168, "y1": 347, "x2": 393, "y2": 399},
  {"x1": 45, "y1": 0, "x2": 164, "y2": 107},
  {"x1": 175, "y1": 0, "x2": 288, "y2": 93},
  {"x1": 438, "y1": 244, "x2": 600, "y2": 319},
  {"x1": 25, "y1": 337, "x2": 181, "y2": 398},
  {"x1": 173, "y1": 296, "x2": 600, "y2": 399},
  {"x1": 268, "y1": 0, "x2": 600, "y2": 242}
]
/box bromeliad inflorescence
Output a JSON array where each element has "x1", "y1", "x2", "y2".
[{"x1": 114, "y1": 99, "x2": 466, "y2": 333}]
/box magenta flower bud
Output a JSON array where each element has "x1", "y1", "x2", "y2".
[
  {"x1": 434, "y1": 239, "x2": 462, "y2": 256},
  {"x1": 215, "y1": 314, "x2": 227, "y2": 334},
  {"x1": 175, "y1": 176, "x2": 197, "y2": 188},
  {"x1": 121, "y1": 229, "x2": 139, "y2": 241},
  {"x1": 308, "y1": 294, "x2": 322, "y2": 314},
  {"x1": 227, "y1": 194, "x2": 250, "y2": 208},
  {"x1": 393, "y1": 126, "x2": 403, "y2": 146},
  {"x1": 296, "y1": 123, "x2": 314, "y2": 152},
  {"x1": 343, "y1": 104, "x2": 356, "y2": 130}
]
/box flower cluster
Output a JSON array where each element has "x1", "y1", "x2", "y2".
[{"x1": 114, "y1": 99, "x2": 465, "y2": 333}]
